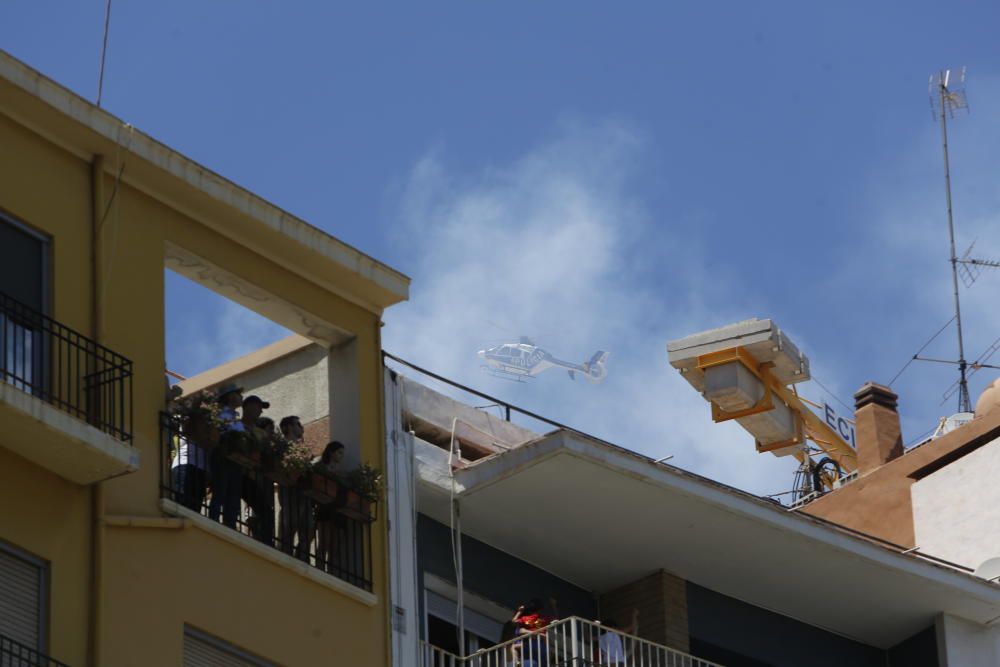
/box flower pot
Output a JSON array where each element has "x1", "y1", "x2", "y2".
[
  {"x1": 306, "y1": 474, "x2": 339, "y2": 504},
  {"x1": 337, "y1": 488, "x2": 376, "y2": 522}
]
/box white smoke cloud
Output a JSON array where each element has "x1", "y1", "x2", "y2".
[{"x1": 383, "y1": 119, "x2": 801, "y2": 496}]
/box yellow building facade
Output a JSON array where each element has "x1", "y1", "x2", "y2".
[{"x1": 0, "y1": 49, "x2": 409, "y2": 666}]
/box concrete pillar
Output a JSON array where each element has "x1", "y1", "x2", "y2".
[
  {"x1": 854, "y1": 382, "x2": 904, "y2": 474},
  {"x1": 598, "y1": 570, "x2": 689, "y2": 653},
  {"x1": 328, "y1": 338, "x2": 361, "y2": 468}
]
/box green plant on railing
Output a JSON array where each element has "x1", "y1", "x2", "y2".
[
  {"x1": 281, "y1": 439, "x2": 314, "y2": 474},
  {"x1": 348, "y1": 463, "x2": 383, "y2": 502},
  {"x1": 170, "y1": 388, "x2": 223, "y2": 427}
]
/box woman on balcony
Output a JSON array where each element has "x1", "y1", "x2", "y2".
[{"x1": 313, "y1": 441, "x2": 346, "y2": 574}]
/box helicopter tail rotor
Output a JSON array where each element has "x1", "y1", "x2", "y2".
[{"x1": 582, "y1": 351, "x2": 609, "y2": 383}]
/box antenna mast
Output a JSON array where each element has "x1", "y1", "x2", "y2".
[{"x1": 930, "y1": 68, "x2": 971, "y2": 413}]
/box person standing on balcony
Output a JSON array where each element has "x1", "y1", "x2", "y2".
[
  {"x1": 209, "y1": 383, "x2": 244, "y2": 528},
  {"x1": 512, "y1": 598, "x2": 557, "y2": 667},
  {"x1": 278, "y1": 415, "x2": 311, "y2": 561},
  {"x1": 314, "y1": 441, "x2": 346, "y2": 574},
  {"x1": 240, "y1": 396, "x2": 274, "y2": 544},
  {"x1": 598, "y1": 609, "x2": 640, "y2": 666}
]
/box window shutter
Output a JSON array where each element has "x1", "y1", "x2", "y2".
[
  {"x1": 0, "y1": 547, "x2": 43, "y2": 648},
  {"x1": 183, "y1": 630, "x2": 273, "y2": 667}
]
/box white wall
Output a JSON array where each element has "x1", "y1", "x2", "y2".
[
  {"x1": 938, "y1": 614, "x2": 1000, "y2": 667},
  {"x1": 912, "y1": 437, "x2": 1000, "y2": 570},
  {"x1": 229, "y1": 345, "x2": 330, "y2": 427},
  {"x1": 385, "y1": 369, "x2": 420, "y2": 667}
]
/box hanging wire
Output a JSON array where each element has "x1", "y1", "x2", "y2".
[
  {"x1": 905, "y1": 423, "x2": 940, "y2": 449},
  {"x1": 811, "y1": 375, "x2": 853, "y2": 413},
  {"x1": 96, "y1": 0, "x2": 113, "y2": 106},
  {"x1": 888, "y1": 315, "x2": 957, "y2": 387}
]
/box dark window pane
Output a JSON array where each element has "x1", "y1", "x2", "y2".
[{"x1": 0, "y1": 220, "x2": 45, "y2": 311}]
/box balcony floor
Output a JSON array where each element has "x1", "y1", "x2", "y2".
[{"x1": 0, "y1": 382, "x2": 138, "y2": 484}]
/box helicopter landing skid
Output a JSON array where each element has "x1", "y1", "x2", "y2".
[{"x1": 480, "y1": 365, "x2": 532, "y2": 383}]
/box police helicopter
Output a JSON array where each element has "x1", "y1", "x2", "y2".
[{"x1": 478, "y1": 337, "x2": 609, "y2": 383}]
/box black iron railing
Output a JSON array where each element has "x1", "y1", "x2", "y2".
[
  {"x1": 0, "y1": 634, "x2": 70, "y2": 667},
  {"x1": 160, "y1": 413, "x2": 373, "y2": 591},
  {"x1": 0, "y1": 291, "x2": 132, "y2": 443}
]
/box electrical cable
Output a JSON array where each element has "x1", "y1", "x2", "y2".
[
  {"x1": 905, "y1": 424, "x2": 939, "y2": 449},
  {"x1": 97, "y1": 0, "x2": 113, "y2": 107},
  {"x1": 811, "y1": 376, "x2": 853, "y2": 414},
  {"x1": 888, "y1": 315, "x2": 957, "y2": 387},
  {"x1": 100, "y1": 124, "x2": 134, "y2": 319}
]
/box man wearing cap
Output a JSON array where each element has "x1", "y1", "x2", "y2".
[{"x1": 209, "y1": 383, "x2": 245, "y2": 528}]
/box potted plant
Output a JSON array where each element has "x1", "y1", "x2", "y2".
[
  {"x1": 339, "y1": 463, "x2": 382, "y2": 522},
  {"x1": 307, "y1": 460, "x2": 340, "y2": 504},
  {"x1": 275, "y1": 439, "x2": 312, "y2": 487},
  {"x1": 173, "y1": 389, "x2": 222, "y2": 449}
]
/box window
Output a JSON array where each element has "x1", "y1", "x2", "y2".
[
  {"x1": 0, "y1": 215, "x2": 47, "y2": 313},
  {"x1": 0, "y1": 216, "x2": 48, "y2": 395},
  {"x1": 425, "y1": 587, "x2": 504, "y2": 656},
  {"x1": 0, "y1": 543, "x2": 47, "y2": 650},
  {"x1": 183, "y1": 627, "x2": 275, "y2": 667}
]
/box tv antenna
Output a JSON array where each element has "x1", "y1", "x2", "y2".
[{"x1": 918, "y1": 68, "x2": 1000, "y2": 413}]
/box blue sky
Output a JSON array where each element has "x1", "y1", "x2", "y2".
[{"x1": 5, "y1": 2, "x2": 1000, "y2": 494}]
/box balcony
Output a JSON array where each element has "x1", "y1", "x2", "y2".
[
  {"x1": 159, "y1": 413, "x2": 373, "y2": 592},
  {"x1": 0, "y1": 292, "x2": 137, "y2": 484},
  {"x1": 0, "y1": 633, "x2": 70, "y2": 667},
  {"x1": 420, "y1": 617, "x2": 723, "y2": 667}
]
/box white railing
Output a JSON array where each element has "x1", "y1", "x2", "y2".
[{"x1": 420, "y1": 616, "x2": 724, "y2": 667}]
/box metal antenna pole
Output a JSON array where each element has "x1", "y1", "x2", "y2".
[{"x1": 938, "y1": 72, "x2": 971, "y2": 413}]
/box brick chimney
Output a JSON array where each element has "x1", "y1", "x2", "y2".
[{"x1": 853, "y1": 382, "x2": 904, "y2": 474}]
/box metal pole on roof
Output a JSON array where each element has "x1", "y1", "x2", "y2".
[
  {"x1": 939, "y1": 75, "x2": 970, "y2": 414},
  {"x1": 453, "y1": 497, "x2": 465, "y2": 657},
  {"x1": 449, "y1": 418, "x2": 466, "y2": 657}
]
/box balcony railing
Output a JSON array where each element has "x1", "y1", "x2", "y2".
[
  {"x1": 420, "y1": 616, "x2": 723, "y2": 667},
  {"x1": 0, "y1": 291, "x2": 132, "y2": 442},
  {"x1": 0, "y1": 634, "x2": 70, "y2": 667},
  {"x1": 160, "y1": 414, "x2": 373, "y2": 591}
]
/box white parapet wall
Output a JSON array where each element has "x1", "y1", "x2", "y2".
[
  {"x1": 938, "y1": 614, "x2": 1000, "y2": 667},
  {"x1": 911, "y1": 437, "x2": 1000, "y2": 571}
]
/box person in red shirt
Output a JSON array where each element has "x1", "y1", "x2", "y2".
[{"x1": 511, "y1": 598, "x2": 558, "y2": 666}]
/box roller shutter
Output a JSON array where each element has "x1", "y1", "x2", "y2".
[
  {"x1": 183, "y1": 629, "x2": 274, "y2": 667},
  {"x1": 0, "y1": 546, "x2": 43, "y2": 648}
]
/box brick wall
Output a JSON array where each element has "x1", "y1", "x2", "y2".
[{"x1": 598, "y1": 570, "x2": 689, "y2": 653}]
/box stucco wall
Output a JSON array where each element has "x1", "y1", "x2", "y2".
[
  {"x1": 911, "y1": 438, "x2": 1000, "y2": 570},
  {"x1": 802, "y1": 409, "x2": 1000, "y2": 549},
  {"x1": 222, "y1": 344, "x2": 330, "y2": 428},
  {"x1": 938, "y1": 614, "x2": 1000, "y2": 667},
  {"x1": 0, "y1": 448, "x2": 91, "y2": 664}
]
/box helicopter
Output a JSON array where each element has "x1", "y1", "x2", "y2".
[{"x1": 478, "y1": 337, "x2": 609, "y2": 383}]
